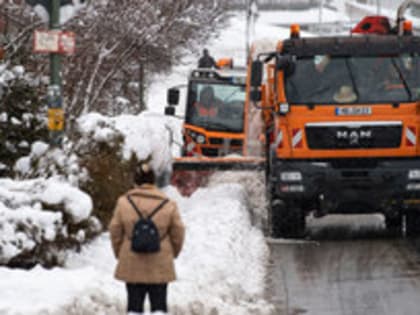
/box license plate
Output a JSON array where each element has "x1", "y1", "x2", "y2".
[{"x1": 335, "y1": 107, "x2": 372, "y2": 116}]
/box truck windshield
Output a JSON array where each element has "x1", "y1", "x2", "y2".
[
  {"x1": 186, "y1": 81, "x2": 245, "y2": 133},
  {"x1": 285, "y1": 55, "x2": 420, "y2": 104}
]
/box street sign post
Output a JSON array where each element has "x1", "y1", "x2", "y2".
[{"x1": 49, "y1": 0, "x2": 62, "y2": 146}]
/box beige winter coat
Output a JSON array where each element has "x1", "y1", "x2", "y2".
[{"x1": 109, "y1": 184, "x2": 185, "y2": 284}]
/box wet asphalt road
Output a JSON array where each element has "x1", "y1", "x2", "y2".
[{"x1": 266, "y1": 215, "x2": 420, "y2": 315}]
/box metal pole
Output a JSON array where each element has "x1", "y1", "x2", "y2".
[
  {"x1": 246, "y1": 0, "x2": 250, "y2": 62},
  {"x1": 377, "y1": 0, "x2": 381, "y2": 15},
  {"x1": 318, "y1": 0, "x2": 324, "y2": 35},
  {"x1": 48, "y1": 0, "x2": 63, "y2": 146}
]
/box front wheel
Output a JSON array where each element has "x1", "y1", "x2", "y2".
[
  {"x1": 271, "y1": 200, "x2": 306, "y2": 238},
  {"x1": 385, "y1": 213, "x2": 402, "y2": 235},
  {"x1": 405, "y1": 210, "x2": 420, "y2": 237}
]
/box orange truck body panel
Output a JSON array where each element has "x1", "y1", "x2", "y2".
[{"x1": 275, "y1": 103, "x2": 420, "y2": 159}]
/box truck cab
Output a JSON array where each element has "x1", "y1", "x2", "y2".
[{"x1": 166, "y1": 67, "x2": 247, "y2": 157}]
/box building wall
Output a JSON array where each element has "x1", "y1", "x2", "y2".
[
  {"x1": 354, "y1": 0, "x2": 399, "y2": 10},
  {"x1": 230, "y1": 0, "x2": 320, "y2": 10}
]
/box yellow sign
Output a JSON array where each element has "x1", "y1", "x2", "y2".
[{"x1": 48, "y1": 108, "x2": 64, "y2": 131}]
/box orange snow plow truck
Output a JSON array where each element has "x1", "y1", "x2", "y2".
[
  {"x1": 249, "y1": 5, "x2": 420, "y2": 238},
  {"x1": 165, "y1": 65, "x2": 264, "y2": 195}
]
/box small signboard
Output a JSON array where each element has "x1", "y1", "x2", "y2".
[
  {"x1": 33, "y1": 30, "x2": 60, "y2": 53},
  {"x1": 48, "y1": 108, "x2": 65, "y2": 131},
  {"x1": 33, "y1": 30, "x2": 75, "y2": 54}
]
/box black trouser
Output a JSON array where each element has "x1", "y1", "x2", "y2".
[{"x1": 126, "y1": 283, "x2": 168, "y2": 313}]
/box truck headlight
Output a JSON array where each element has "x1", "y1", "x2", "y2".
[
  {"x1": 407, "y1": 183, "x2": 420, "y2": 191},
  {"x1": 280, "y1": 171, "x2": 302, "y2": 182},
  {"x1": 196, "y1": 135, "x2": 206, "y2": 144},
  {"x1": 409, "y1": 170, "x2": 420, "y2": 180},
  {"x1": 279, "y1": 103, "x2": 290, "y2": 115}
]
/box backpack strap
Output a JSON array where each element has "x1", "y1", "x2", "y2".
[
  {"x1": 127, "y1": 195, "x2": 169, "y2": 220},
  {"x1": 127, "y1": 195, "x2": 145, "y2": 219},
  {"x1": 148, "y1": 199, "x2": 169, "y2": 219}
]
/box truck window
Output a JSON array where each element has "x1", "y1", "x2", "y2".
[
  {"x1": 186, "y1": 82, "x2": 245, "y2": 133},
  {"x1": 285, "y1": 55, "x2": 420, "y2": 104}
]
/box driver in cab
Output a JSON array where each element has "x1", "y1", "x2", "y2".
[{"x1": 194, "y1": 86, "x2": 221, "y2": 117}]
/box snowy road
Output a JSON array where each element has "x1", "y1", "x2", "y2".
[{"x1": 266, "y1": 216, "x2": 420, "y2": 315}]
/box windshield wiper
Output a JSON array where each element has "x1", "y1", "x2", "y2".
[
  {"x1": 223, "y1": 90, "x2": 242, "y2": 103},
  {"x1": 391, "y1": 58, "x2": 413, "y2": 101},
  {"x1": 205, "y1": 121, "x2": 235, "y2": 131}
]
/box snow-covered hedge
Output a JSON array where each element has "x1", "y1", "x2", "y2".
[
  {"x1": 15, "y1": 141, "x2": 88, "y2": 187},
  {"x1": 76, "y1": 112, "x2": 178, "y2": 176},
  {"x1": 0, "y1": 65, "x2": 48, "y2": 177},
  {"x1": 0, "y1": 177, "x2": 100, "y2": 266}
]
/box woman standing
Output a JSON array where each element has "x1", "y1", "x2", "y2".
[{"x1": 109, "y1": 163, "x2": 185, "y2": 314}]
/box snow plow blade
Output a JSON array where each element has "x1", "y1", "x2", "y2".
[{"x1": 171, "y1": 157, "x2": 265, "y2": 196}]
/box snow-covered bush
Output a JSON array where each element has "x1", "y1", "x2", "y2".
[
  {"x1": 0, "y1": 65, "x2": 48, "y2": 177},
  {"x1": 0, "y1": 177, "x2": 101, "y2": 267},
  {"x1": 73, "y1": 112, "x2": 175, "y2": 224},
  {"x1": 14, "y1": 141, "x2": 89, "y2": 187}
]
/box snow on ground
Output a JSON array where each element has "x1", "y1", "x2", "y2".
[{"x1": 0, "y1": 184, "x2": 272, "y2": 315}]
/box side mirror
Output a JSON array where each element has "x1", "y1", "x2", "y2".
[
  {"x1": 165, "y1": 106, "x2": 175, "y2": 116},
  {"x1": 250, "y1": 60, "x2": 263, "y2": 88},
  {"x1": 167, "y1": 88, "x2": 180, "y2": 106},
  {"x1": 250, "y1": 61, "x2": 263, "y2": 102}
]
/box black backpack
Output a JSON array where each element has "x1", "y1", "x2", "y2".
[{"x1": 127, "y1": 195, "x2": 169, "y2": 253}]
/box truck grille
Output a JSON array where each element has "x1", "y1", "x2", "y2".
[
  {"x1": 305, "y1": 122, "x2": 402, "y2": 150},
  {"x1": 330, "y1": 159, "x2": 378, "y2": 169}
]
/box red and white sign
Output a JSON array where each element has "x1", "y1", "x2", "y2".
[
  {"x1": 33, "y1": 30, "x2": 76, "y2": 55},
  {"x1": 406, "y1": 126, "x2": 417, "y2": 147},
  {"x1": 292, "y1": 128, "x2": 303, "y2": 148}
]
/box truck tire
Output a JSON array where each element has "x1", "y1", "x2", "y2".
[
  {"x1": 271, "y1": 200, "x2": 306, "y2": 238},
  {"x1": 385, "y1": 214, "x2": 402, "y2": 234},
  {"x1": 405, "y1": 210, "x2": 420, "y2": 237}
]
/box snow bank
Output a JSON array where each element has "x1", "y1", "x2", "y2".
[
  {"x1": 208, "y1": 171, "x2": 268, "y2": 231},
  {"x1": 0, "y1": 177, "x2": 98, "y2": 265},
  {"x1": 0, "y1": 184, "x2": 272, "y2": 314},
  {"x1": 0, "y1": 264, "x2": 123, "y2": 315},
  {"x1": 167, "y1": 184, "x2": 272, "y2": 314}
]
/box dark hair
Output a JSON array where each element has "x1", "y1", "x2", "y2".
[{"x1": 134, "y1": 163, "x2": 156, "y2": 186}]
